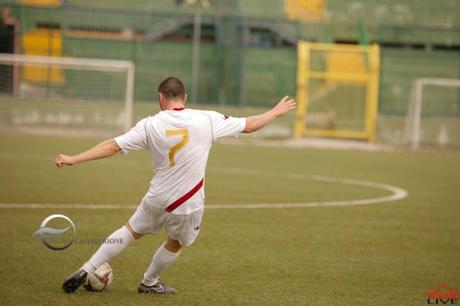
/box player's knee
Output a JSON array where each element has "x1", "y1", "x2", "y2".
[
  {"x1": 124, "y1": 223, "x2": 143, "y2": 240},
  {"x1": 165, "y1": 238, "x2": 182, "y2": 253}
]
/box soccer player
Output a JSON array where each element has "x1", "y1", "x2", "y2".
[{"x1": 57, "y1": 77, "x2": 296, "y2": 294}]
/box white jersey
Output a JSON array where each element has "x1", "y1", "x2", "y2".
[{"x1": 114, "y1": 108, "x2": 246, "y2": 215}]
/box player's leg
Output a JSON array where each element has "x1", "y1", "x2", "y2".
[
  {"x1": 82, "y1": 223, "x2": 142, "y2": 273},
  {"x1": 62, "y1": 223, "x2": 142, "y2": 293},
  {"x1": 139, "y1": 208, "x2": 204, "y2": 294},
  {"x1": 62, "y1": 201, "x2": 152, "y2": 293},
  {"x1": 138, "y1": 237, "x2": 182, "y2": 294}
]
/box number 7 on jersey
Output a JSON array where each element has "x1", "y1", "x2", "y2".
[{"x1": 165, "y1": 129, "x2": 189, "y2": 167}]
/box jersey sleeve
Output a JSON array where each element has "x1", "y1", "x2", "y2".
[
  {"x1": 202, "y1": 111, "x2": 246, "y2": 141},
  {"x1": 114, "y1": 118, "x2": 149, "y2": 155}
]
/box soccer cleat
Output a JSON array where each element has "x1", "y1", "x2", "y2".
[
  {"x1": 138, "y1": 281, "x2": 177, "y2": 294},
  {"x1": 62, "y1": 269, "x2": 88, "y2": 293}
]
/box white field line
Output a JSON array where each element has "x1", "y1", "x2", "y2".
[{"x1": 0, "y1": 167, "x2": 408, "y2": 210}]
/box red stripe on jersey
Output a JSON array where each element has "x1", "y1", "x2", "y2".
[
  {"x1": 172, "y1": 107, "x2": 185, "y2": 111},
  {"x1": 164, "y1": 178, "x2": 204, "y2": 212}
]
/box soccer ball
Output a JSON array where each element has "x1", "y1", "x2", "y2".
[{"x1": 83, "y1": 263, "x2": 113, "y2": 292}]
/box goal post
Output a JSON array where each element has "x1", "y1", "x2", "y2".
[
  {"x1": 294, "y1": 42, "x2": 380, "y2": 142},
  {"x1": 0, "y1": 53, "x2": 135, "y2": 133},
  {"x1": 405, "y1": 78, "x2": 460, "y2": 149}
]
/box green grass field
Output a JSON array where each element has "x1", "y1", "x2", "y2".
[{"x1": 0, "y1": 130, "x2": 459, "y2": 305}]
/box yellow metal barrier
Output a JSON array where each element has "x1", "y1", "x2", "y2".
[
  {"x1": 22, "y1": 29, "x2": 64, "y2": 84},
  {"x1": 18, "y1": 0, "x2": 60, "y2": 6},
  {"x1": 284, "y1": 0, "x2": 325, "y2": 22},
  {"x1": 295, "y1": 42, "x2": 380, "y2": 142}
]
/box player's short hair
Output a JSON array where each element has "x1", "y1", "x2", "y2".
[{"x1": 158, "y1": 77, "x2": 186, "y2": 100}]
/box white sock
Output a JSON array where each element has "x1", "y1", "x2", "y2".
[
  {"x1": 142, "y1": 243, "x2": 180, "y2": 286},
  {"x1": 82, "y1": 226, "x2": 135, "y2": 274}
]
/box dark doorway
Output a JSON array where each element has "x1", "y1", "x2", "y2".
[{"x1": 0, "y1": 23, "x2": 15, "y2": 94}]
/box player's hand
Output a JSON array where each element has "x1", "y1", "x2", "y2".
[
  {"x1": 272, "y1": 96, "x2": 296, "y2": 117},
  {"x1": 55, "y1": 154, "x2": 76, "y2": 167}
]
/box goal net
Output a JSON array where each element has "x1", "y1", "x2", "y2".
[
  {"x1": 0, "y1": 53, "x2": 134, "y2": 135},
  {"x1": 405, "y1": 78, "x2": 460, "y2": 149}
]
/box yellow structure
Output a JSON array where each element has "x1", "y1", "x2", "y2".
[
  {"x1": 294, "y1": 42, "x2": 380, "y2": 141},
  {"x1": 326, "y1": 52, "x2": 366, "y2": 85},
  {"x1": 18, "y1": 0, "x2": 60, "y2": 6},
  {"x1": 22, "y1": 29, "x2": 64, "y2": 84},
  {"x1": 284, "y1": 0, "x2": 325, "y2": 22}
]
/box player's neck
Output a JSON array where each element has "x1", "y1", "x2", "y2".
[{"x1": 162, "y1": 101, "x2": 186, "y2": 111}]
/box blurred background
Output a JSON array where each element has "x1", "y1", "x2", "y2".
[
  {"x1": 0, "y1": 0, "x2": 459, "y2": 148},
  {"x1": 0, "y1": 3, "x2": 459, "y2": 304}
]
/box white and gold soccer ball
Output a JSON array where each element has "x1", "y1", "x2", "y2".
[{"x1": 84, "y1": 263, "x2": 113, "y2": 292}]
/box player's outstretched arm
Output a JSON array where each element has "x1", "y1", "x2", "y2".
[
  {"x1": 244, "y1": 96, "x2": 296, "y2": 133},
  {"x1": 55, "y1": 139, "x2": 121, "y2": 167}
]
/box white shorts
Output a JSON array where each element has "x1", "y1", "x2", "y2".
[{"x1": 128, "y1": 199, "x2": 204, "y2": 247}]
